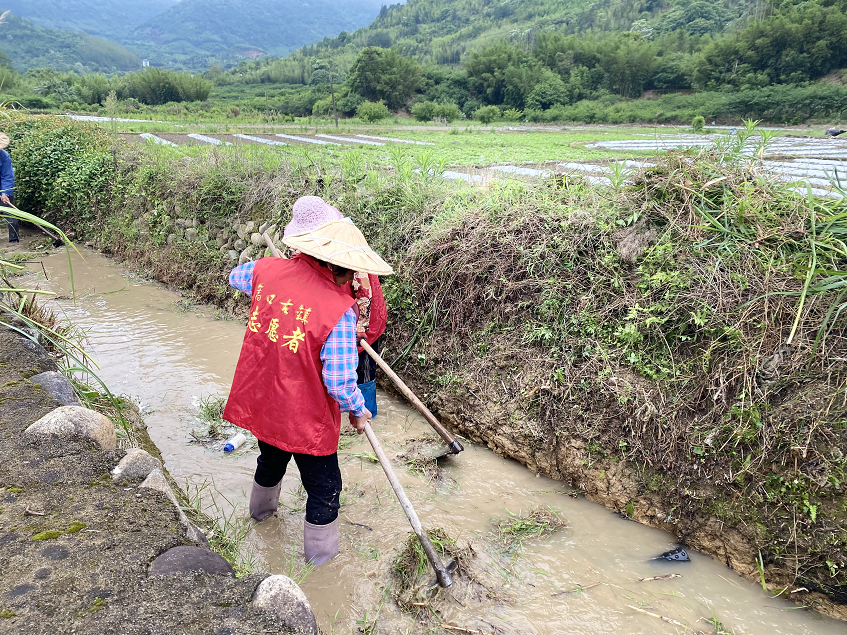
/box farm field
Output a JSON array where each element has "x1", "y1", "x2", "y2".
[{"x1": 110, "y1": 121, "x2": 847, "y2": 196}]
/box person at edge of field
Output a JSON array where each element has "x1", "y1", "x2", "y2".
[
  {"x1": 0, "y1": 133, "x2": 17, "y2": 243},
  {"x1": 223, "y1": 197, "x2": 394, "y2": 565},
  {"x1": 281, "y1": 196, "x2": 388, "y2": 417}
]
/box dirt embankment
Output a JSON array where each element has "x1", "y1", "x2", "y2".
[
  {"x1": 7, "y1": 113, "x2": 847, "y2": 617},
  {"x1": 0, "y1": 322, "x2": 305, "y2": 633}
]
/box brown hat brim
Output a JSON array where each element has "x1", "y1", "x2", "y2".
[{"x1": 282, "y1": 220, "x2": 394, "y2": 276}]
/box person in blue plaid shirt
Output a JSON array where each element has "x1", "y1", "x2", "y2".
[{"x1": 224, "y1": 197, "x2": 394, "y2": 566}]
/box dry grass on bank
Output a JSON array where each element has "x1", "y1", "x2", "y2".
[{"x1": 8, "y1": 112, "x2": 847, "y2": 606}]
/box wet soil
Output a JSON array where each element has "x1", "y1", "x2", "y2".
[{"x1": 14, "y1": 245, "x2": 847, "y2": 635}]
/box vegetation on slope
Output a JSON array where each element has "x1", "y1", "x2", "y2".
[
  {"x1": 7, "y1": 113, "x2": 847, "y2": 612},
  {"x1": 210, "y1": 0, "x2": 847, "y2": 124},
  {"x1": 0, "y1": 0, "x2": 177, "y2": 39},
  {"x1": 126, "y1": 0, "x2": 386, "y2": 66},
  {"x1": 0, "y1": 12, "x2": 140, "y2": 72}
]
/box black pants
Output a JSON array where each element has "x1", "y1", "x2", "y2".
[
  {"x1": 357, "y1": 336, "x2": 380, "y2": 384},
  {"x1": 255, "y1": 440, "x2": 341, "y2": 525},
  {"x1": 4, "y1": 196, "x2": 17, "y2": 243}
]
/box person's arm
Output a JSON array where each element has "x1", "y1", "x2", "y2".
[
  {"x1": 0, "y1": 152, "x2": 12, "y2": 203},
  {"x1": 228, "y1": 260, "x2": 256, "y2": 294},
  {"x1": 321, "y1": 307, "x2": 370, "y2": 432}
]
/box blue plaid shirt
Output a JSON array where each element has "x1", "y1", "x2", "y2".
[{"x1": 229, "y1": 260, "x2": 366, "y2": 417}]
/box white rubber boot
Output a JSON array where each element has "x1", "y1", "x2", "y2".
[
  {"x1": 249, "y1": 480, "x2": 282, "y2": 521},
  {"x1": 303, "y1": 518, "x2": 339, "y2": 565}
]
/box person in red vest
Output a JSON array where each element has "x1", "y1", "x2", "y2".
[
  {"x1": 224, "y1": 199, "x2": 393, "y2": 565},
  {"x1": 279, "y1": 197, "x2": 388, "y2": 416}
]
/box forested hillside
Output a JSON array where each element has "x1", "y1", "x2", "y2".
[
  {"x1": 0, "y1": 12, "x2": 140, "y2": 72},
  {"x1": 128, "y1": 0, "x2": 387, "y2": 64},
  {"x1": 215, "y1": 0, "x2": 847, "y2": 124},
  {"x1": 233, "y1": 0, "x2": 762, "y2": 84},
  {"x1": 0, "y1": 0, "x2": 177, "y2": 39}
]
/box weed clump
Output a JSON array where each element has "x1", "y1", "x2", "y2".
[
  {"x1": 396, "y1": 434, "x2": 445, "y2": 482},
  {"x1": 494, "y1": 508, "x2": 567, "y2": 556},
  {"x1": 391, "y1": 529, "x2": 470, "y2": 604}
]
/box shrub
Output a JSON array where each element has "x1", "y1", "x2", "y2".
[
  {"x1": 692, "y1": 115, "x2": 705, "y2": 131},
  {"x1": 312, "y1": 96, "x2": 333, "y2": 117},
  {"x1": 462, "y1": 98, "x2": 483, "y2": 118},
  {"x1": 411, "y1": 100, "x2": 463, "y2": 122},
  {"x1": 411, "y1": 101, "x2": 437, "y2": 122},
  {"x1": 337, "y1": 92, "x2": 364, "y2": 116},
  {"x1": 474, "y1": 105, "x2": 500, "y2": 124},
  {"x1": 503, "y1": 108, "x2": 524, "y2": 122},
  {"x1": 434, "y1": 101, "x2": 462, "y2": 122},
  {"x1": 118, "y1": 68, "x2": 212, "y2": 106},
  {"x1": 356, "y1": 100, "x2": 390, "y2": 122}
]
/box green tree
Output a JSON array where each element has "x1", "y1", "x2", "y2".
[
  {"x1": 474, "y1": 105, "x2": 500, "y2": 124},
  {"x1": 356, "y1": 100, "x2": 390, "y2": 122},
  {"x1": 525, "y1": 69, "x2": 569, "y2": 110},
  {"x1": 346, "y1": 47, "x2": 420, "y2": 111},
  {"x1": 693, "y1": 0, "x2": 847, "y2": 89},
  {"x1": 466, "y1": 42, "x2": 542, "y2": 108}
]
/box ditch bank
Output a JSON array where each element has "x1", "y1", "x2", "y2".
[
  {"x1": 7, "y1": 113, "x2": 847, "y2": 618},
  {"x1": 0, "y1": 315, "x2": 315, "y2": 633}
]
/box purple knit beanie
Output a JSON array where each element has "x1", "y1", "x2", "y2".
[{"x1": 283, "y1": 196, "x2": 343, "y2": 238}]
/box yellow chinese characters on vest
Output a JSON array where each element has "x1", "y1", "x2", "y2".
[{"x1": 247, "y1": 285, "x2": 312, "y2": 355}]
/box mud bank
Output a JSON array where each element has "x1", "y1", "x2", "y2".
[
  {"x1": 8, "y1": 113, "x2": 847, "y2": 617},
  {"x1": 0, "y1": 319, "x2": 313, "y2": 633}
]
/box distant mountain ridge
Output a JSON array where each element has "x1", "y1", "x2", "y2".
[
  {"x1": 129, "y1": 0, "x2": 388, "y2": 59},
  {"x1": 0, "y1": 0, "x2": 177, "y2": 38},
  {"x1": 0, "y1": 12, "x2": 140, "y2": 72},
  {"x1": 0, "y1": 0, "x2": 390, "y2": 71}
]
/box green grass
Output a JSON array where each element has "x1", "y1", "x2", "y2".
[
  {"x1": 494, "y1": 508, "x2": 567, "y2": 555},
  {"x1": 182, "y1": 481, "x2": 257, "y2": 576},
  {"x1": 193, "y1": 394, "x2": 229, "y2": 439},
  {"x1": 117, "y1": 123, "x2": 691, "y2": 170}
]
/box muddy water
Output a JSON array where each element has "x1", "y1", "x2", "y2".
[{"x1": 22, "y1": 247, "x2": 846, "y2": 635}]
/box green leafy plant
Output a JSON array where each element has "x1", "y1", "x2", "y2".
[{"x1": 355, "y1": 100, "x2": 390, "y2": 122}]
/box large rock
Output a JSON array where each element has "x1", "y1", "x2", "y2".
[
  {"x1": 29, "y1": 371, "x2": 80, "y2": 406},
  {"x1": 150, "y1": 546, "x2": 234, "y2": 577},
  {"x1": 250, "y1": 232, "x2": 264, "y2": 246},
  {"x1": 15, "y1": 336, "x2": 57, "y2": 372},
  {"x1": 112, "y1": 448, "x2": 161, "y2": 483},
  {"x1": 238, "y1": 247, "x2": 253, "y2": 265},
  {"x1": 252, "y1": 575, "x2": 317, "y2": 635},
  {"x1": 25, "y1": 406, "x2": 116, "y2": 450},
  {"x1": 185, "y1": 229, "x2": 198, "y2": 242},
  {"x1": 233, "y1": 239, "x2": 247, "y2": 251},
  {"x1": 140, "y1": 469, "x2": 208, "y2": 546}
]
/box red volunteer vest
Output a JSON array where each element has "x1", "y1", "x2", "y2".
[{"x1": 223, "y1": 254, "x2": 355, "y2": 455}]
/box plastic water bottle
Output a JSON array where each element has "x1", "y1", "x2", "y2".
[{"x1": 223, "y1": 432, "x2": 246, "y2": 453}]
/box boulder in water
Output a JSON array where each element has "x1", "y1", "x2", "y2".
[{"x1": 252, "y1": 575, "x2": 317, "y2": 635}]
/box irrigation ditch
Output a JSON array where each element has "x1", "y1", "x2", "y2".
[{"x1": 7, "y1": 112, "x2": 847, "y2": 622}]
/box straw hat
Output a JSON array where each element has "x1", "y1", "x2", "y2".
[
  {"x1": 283, "y1": 220, "x2": 394, "y2": 276},
  {"x1": 0, "y1": 133, "x2": 9, "y2": 150}
]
